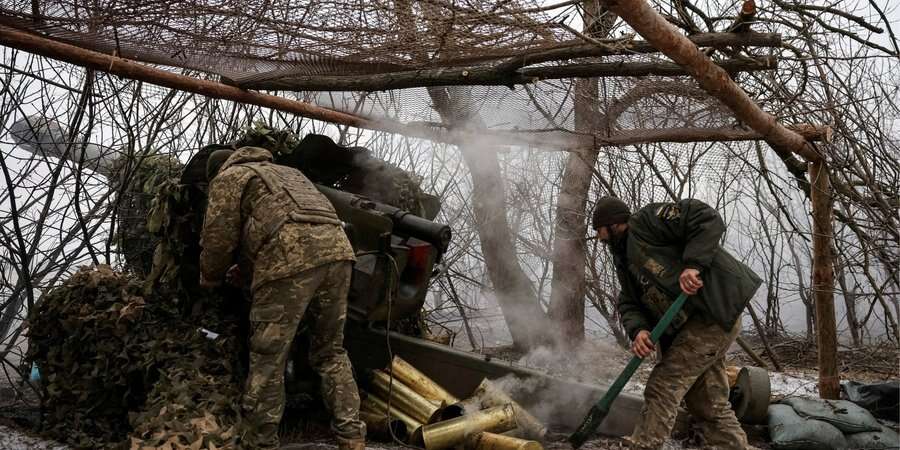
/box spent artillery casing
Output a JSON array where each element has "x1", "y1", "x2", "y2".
[
  {"x1": 370, "y1": 370, "x2": 442, "y2": 424},
  {"x1": 468, "y1": 432, "x2": 543, "y2": 450},
  {"x1": 469, "y1": 378, "x2": 547, "y2": 441},
  {"x1": 359, "y1": 410, "x2": 409, "y2": 442},
  {"x1": 412, "y1": 404, "x2": 517, "y2": 450},
  {"x1": 390, "y1": 355, "x2": 460, "y2": 404},
  {"x1": 361, "y1": 391, "x2": 423, "y2": 434}
]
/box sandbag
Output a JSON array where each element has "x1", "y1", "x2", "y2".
[
  {"x1": 843, "y1": 381, "x2": 900, "y2": 422},
  {"x1": 769, "y1": 404, "x2": 848, "y2": 450},
  {"x1": 782, "y1": 397, "x2": 882, "y2": 434},
  {"x1": 846, "y1": 426, "x2": 900, "y2": 450}
]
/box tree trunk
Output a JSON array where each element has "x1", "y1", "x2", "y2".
[
  {"x1": 810, "y1": 160, "x2": 839, "y2": 399},
  {"x1": 835, "y1": 262, "x2": 862, "y2": 347},
  {"x1": 547, "y1": 1, "x2": 614, "y2": 346},
  {"x1": 428, "y1": 86, "x2": 549, "y2": 351},
  {"x1": 391, "y1": 1, "x2": 548, "y2": 351}
]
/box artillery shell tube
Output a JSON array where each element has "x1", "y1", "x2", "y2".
[
  {"x1": 370, "y1": 369, "x2": 443, "y2": 424},
  {"x1": 361, "y1": 391, "x2": 423, "y2": 434},
  {"x1": 413, "y1": 404, "x2": 517, "y2": 450},
  {"x1": 468, "y1": 432, "x2": 544, "y2": 450},
  {"x1": 359, "y1": 410, "x2": 409, "y2": 442},
  {"x1": 470, "y1": 378, "x2": 547, "y2": 441},
  {"x1": 390, "y1": 355, "x2": 460, "y2": 404}
]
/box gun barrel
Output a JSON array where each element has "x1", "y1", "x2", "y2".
[
  {"x1": 317, "y1": 184, "x2": 451, "y2": 253},
  {"x1": 373, "y1": 203, "x2": 451, "y2": 253}
]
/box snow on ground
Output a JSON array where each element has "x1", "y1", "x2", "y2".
[{"x1": 769, "y1": 370, "x2": 820, "y2": 398}]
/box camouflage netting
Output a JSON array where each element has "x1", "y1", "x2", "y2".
[
  {"x1": 234, "y1": 121, "x2": 432, "y2": 215},
  {"x1": 26, "y1": 265, "x2": 243, "y2": 449},
  {"x1": 0, "y1": 0, "x2": 824, "y2": 209},
  {"x1": 0, "y1": 1, "x2": 577, "y2": 82},
  {"x1": 116, "y1": 154, "x2": 185, "y2": 278},
  {"x1": 0, "y1": 0, "x2": 781, "y2": 154}
]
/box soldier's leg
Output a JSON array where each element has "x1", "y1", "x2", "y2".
[
  {"x1": 242, "y1": 268, "x2": 326, "y2": 449},
  {"x1": 629, "y1": 317, "x2": 739, "y2": 450},
  {"x1": 683, "y1": 327, "x2": 748, "y2": 449},
  {"x1": 306, "y1": 261, "x2": 366, "y2": 443}
]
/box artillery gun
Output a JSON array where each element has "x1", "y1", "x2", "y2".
[
  {"x1": 179, "y1": 141, "x2": 451, "y2": 327},
  {"x1": 11, "y1": 117, "x2": 770, "y2": 441}
]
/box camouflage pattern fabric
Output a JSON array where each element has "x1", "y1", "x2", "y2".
[
  {"x1": 640, "y1": 285, "x2": 689, "y2": 337},
  {"x1": 241, "y1": 261, "x2": 366, "y2": 449},
  {"x1": 27, "y1": 265, "x2": 244, "y2": 449},
  {"x1": 340, "y1": 158, "x2": 427, "y2": 217},
  {"x1": 199, "y1": 146, "x2": 354, "y2": 291},
  {"x1": 629, "y1": 315, "x2": 748, "y2": 450},
  {"x1": 200, "y1": 146, "x2": 363, "y2": 448}
]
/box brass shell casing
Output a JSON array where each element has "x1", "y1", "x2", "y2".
[
  {"x1": 467, "y1": 432, "x2": 543, "y2": 450},
  {"x1": 468, "y1": 378, "x2": 547, "y2": 441},
  {"x1": 412, "y1": 404, "x2": 517, "y2": 450},
  {"x1": 359, "y1": 409, "x2": 409, "y2": 442},
  {"x1": 370, "y1": 369, "x2": 444, "y2": 424},
  {"x1": 361, "y1": 390, "x2": 423, "y2": 435},
  {"x1": 389, "y1": 355, "x2": 460, "y2": 404}
]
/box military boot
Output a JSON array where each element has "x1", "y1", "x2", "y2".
[{"x1": 337, "y1": 438, "x2": 366, "y2": 450}]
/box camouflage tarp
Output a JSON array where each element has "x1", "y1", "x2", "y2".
[{"x1": 27, "y1": 265, "x2": 243, "y2": 449}]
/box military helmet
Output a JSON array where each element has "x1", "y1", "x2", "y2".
[
  {"x1": 592, "y1": 196, "x2": 631, "y2": 229},
  {"x1": 206, "y1": 149, "x2": 234, "y2": 181}
]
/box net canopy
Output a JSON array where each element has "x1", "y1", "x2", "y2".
[{"x1": 0, "y1": 0, "x2": 804, "y2": 153}]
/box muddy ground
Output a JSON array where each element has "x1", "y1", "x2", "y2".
[{"x1": 1, "y1": 333, "x2": 896, "y2": 449}]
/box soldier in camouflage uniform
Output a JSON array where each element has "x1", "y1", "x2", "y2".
[
  {"x1": 200, "y1": 146, "x2": 366, "y2": 450},
  {"x1": 591, "y1": 197, "x2": 762, "y2": 450}
]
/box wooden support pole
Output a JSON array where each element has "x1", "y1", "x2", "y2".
[
  {"x1": 810, "y1": 159, "x2": 839, "y2": 399},
  {"x1": 234, "y1": 57, "x2": 778, "y2": 91},
  {"x1": 0, "y1": 25, "x2": 831, "y2": 152},
  {"x1": 0, "y1": 24, "x2": 372, "y2": 129},
  {"x1": 493, "y1": 32, "x2": 781, "y2": 71},
  {"x1": 400, "y1": 124, "x2": 831, "y2": 152},
  {"x1": 598, "y1": 0, "x2": 820, "y2": 162},
  {"x1": 734, "y1": 336, "x2": 770, "y2": 370}
]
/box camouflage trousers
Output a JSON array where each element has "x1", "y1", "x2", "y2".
[
  {"x1": 240, "y1": 261, "x2": 366, "y2": 449},
  {"x1": 630, "y1": 315, "x2": 748, "y2": 450}
]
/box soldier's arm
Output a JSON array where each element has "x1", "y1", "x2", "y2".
[
  {"x1": 617, "y1": 289, "x2": 652, "y2": 340},
  {"x1": 676, "y1": 199, "x2": 725, "y2": 272},
  {"x1": 614, "y1": 264, "x2": 652, "y2": 340},
  {"x1": 634, "y1": 199, "x2": 725, "y2": 273},
  {"x1": 199, "y1": 169, "x2": 246, "y2": 286}
]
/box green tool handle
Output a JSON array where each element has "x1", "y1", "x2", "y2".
[{"x1": 569, "y1": 292, "x2": 690, "y2": 448}]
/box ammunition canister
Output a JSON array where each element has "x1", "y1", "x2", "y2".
[
  {"x1": 361, "y1": 391, "x2": 423, "y2": 434},
  {"x1": 370, "y1": 369, "x2": 443, "y2": 424},
  {"x1": 469, "y1": 378, "x2": 547, "y2": 441},
  {"x1": 359, "y1": 410, "x2": 409, "y2": 442},
  {"x1": 389, "y1": 356, "x2": 460, "y2": 404},
  {"x1": 412, "y1": 404, "x2": 517, "y2": 450},
  {"x1": 467, "y1": 432, "x2": 543, "y2": 450}
]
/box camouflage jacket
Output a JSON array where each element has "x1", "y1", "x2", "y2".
[
  {"x1": 200, "y1": 146, "x2": 355, "y2": 291},
  {"x1": 610, "y1": 199, "x2": 762, "y2": 339}
]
